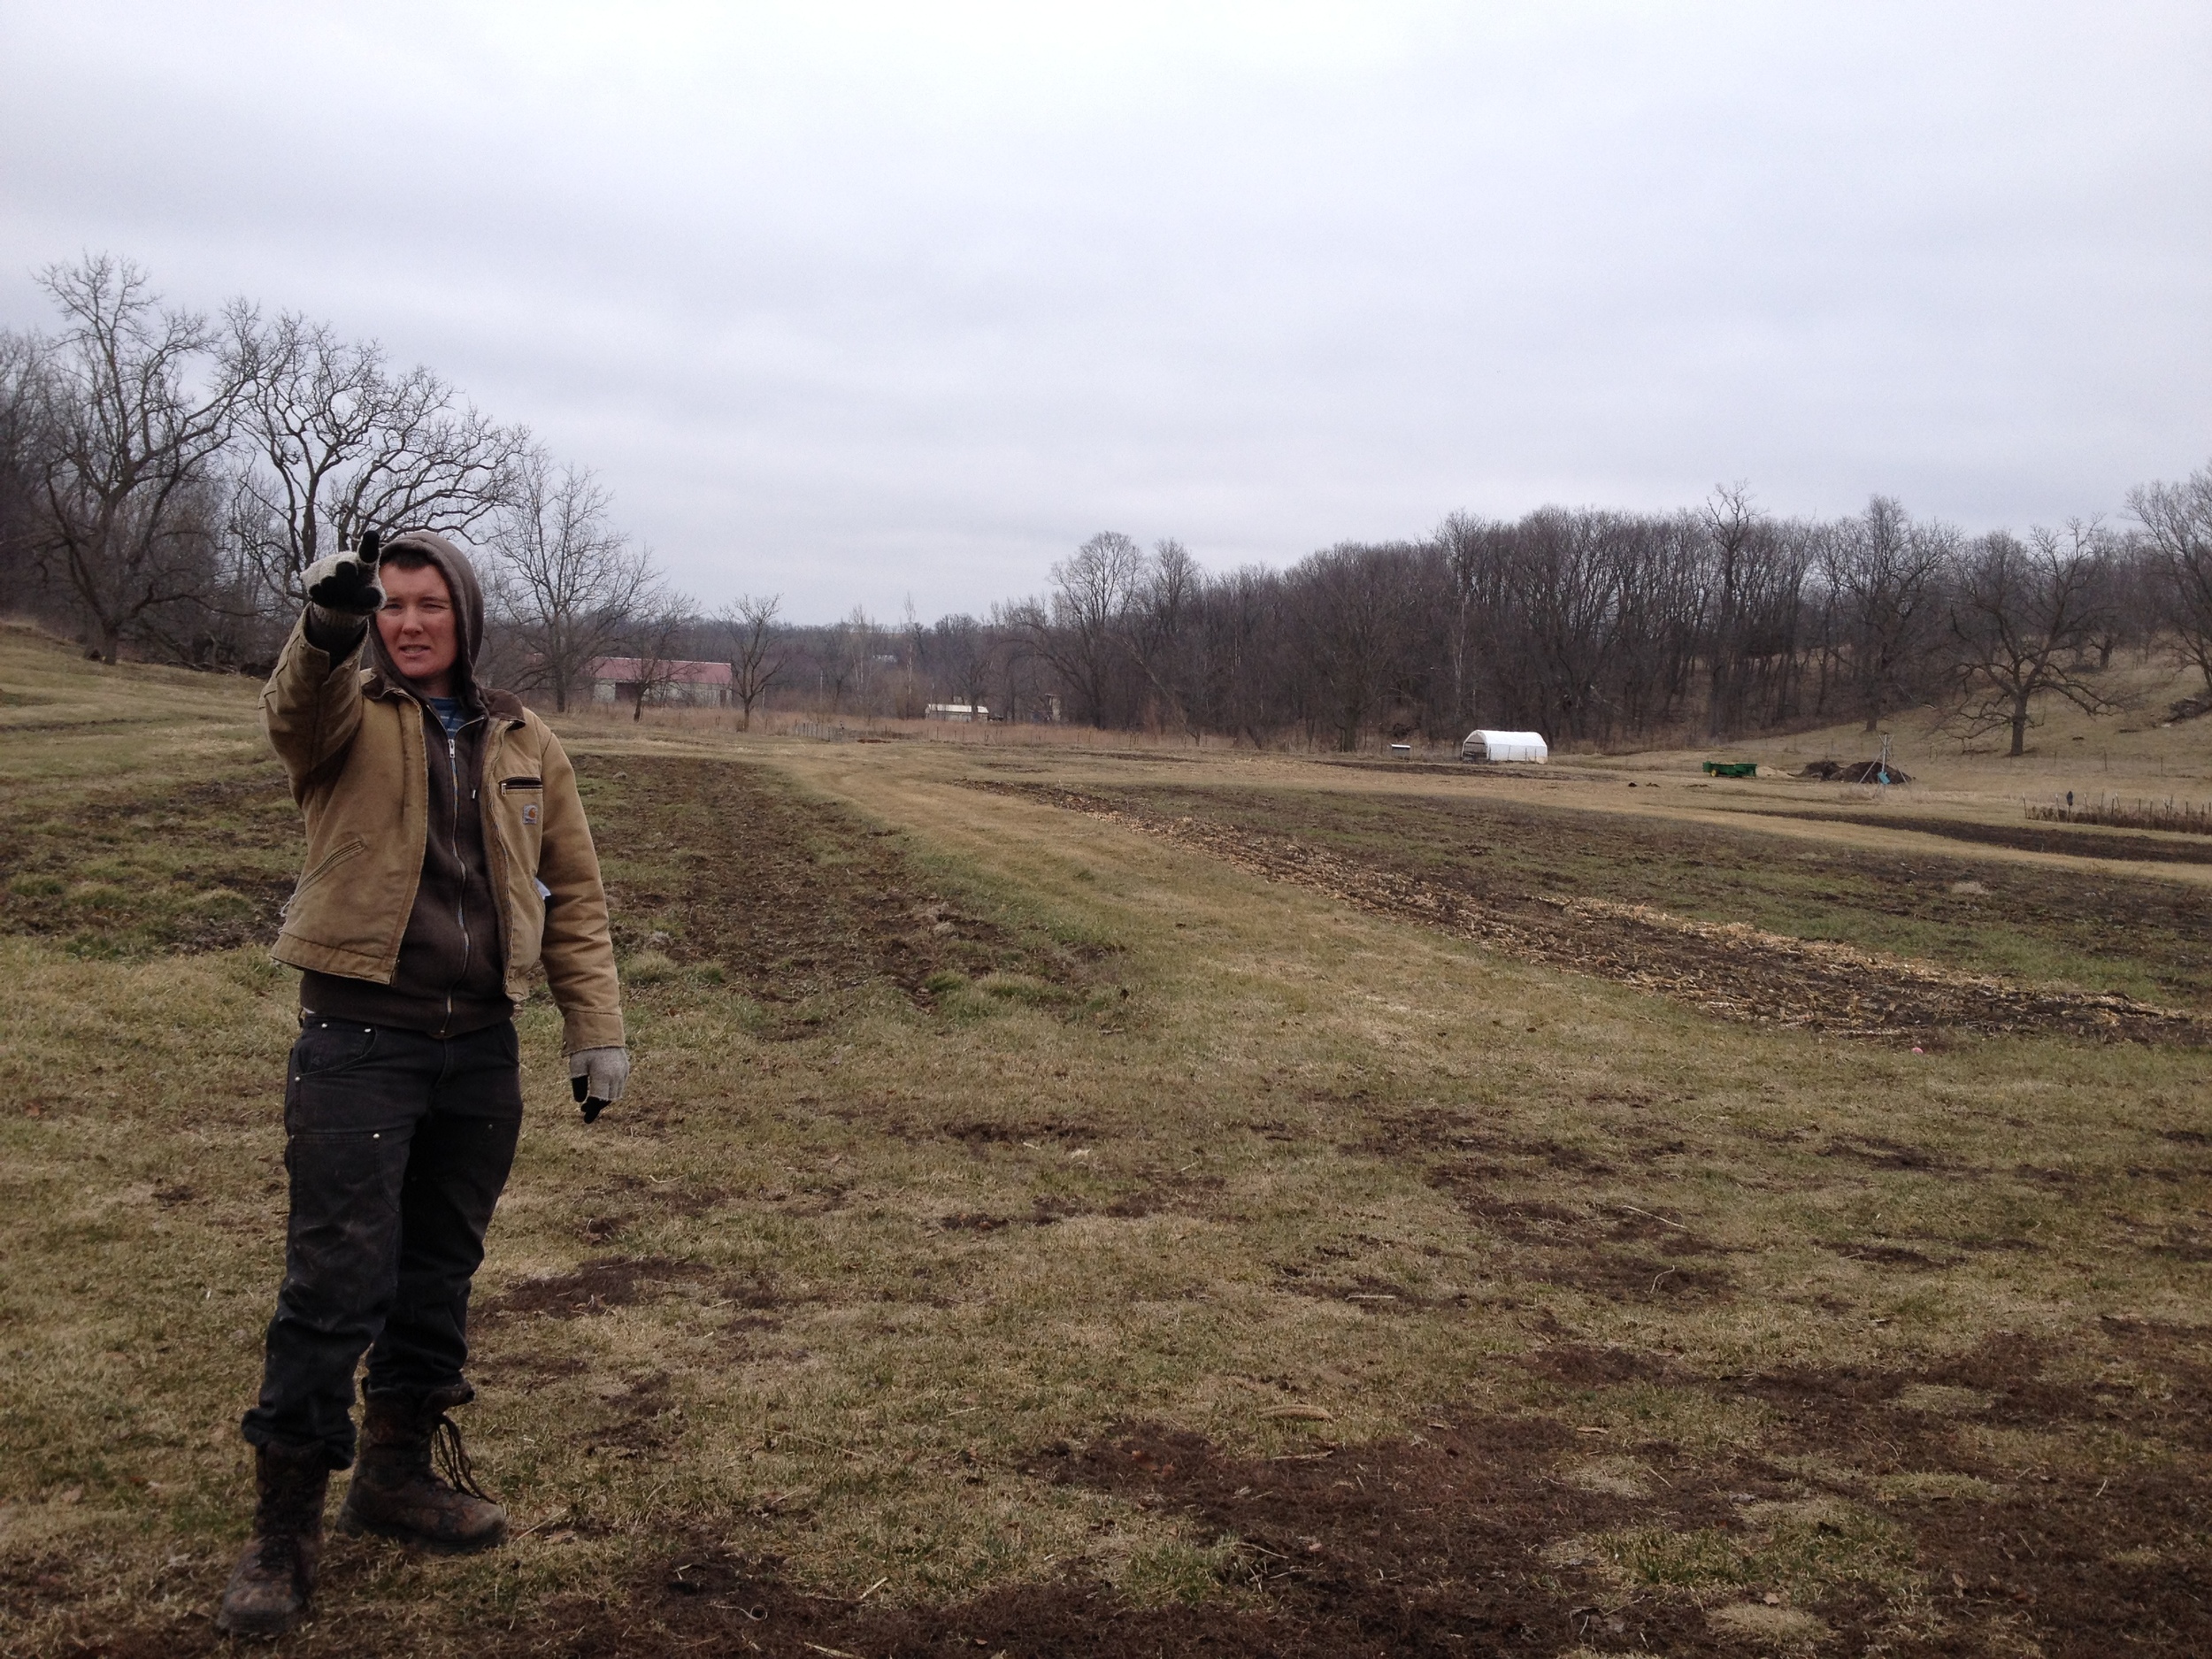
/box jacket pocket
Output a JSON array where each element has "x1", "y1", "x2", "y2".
[
  {"x1": 498, "y1": 777, "x2": 543, "y2": 792},
  {"x1": 281, "y1": 835, "x2": 367, "y2": 918}
]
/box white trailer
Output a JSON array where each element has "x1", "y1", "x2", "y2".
[{"x1": 1461, "y1": 729, "x2": 1548, "y2": 764}]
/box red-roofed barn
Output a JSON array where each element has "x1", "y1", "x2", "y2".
[{"x1": 587, "y1": 657, "x2": 733, "y2": 710}]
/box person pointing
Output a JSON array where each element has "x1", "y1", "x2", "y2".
[{"x1": 218, "y1": 529, "x2": 629, "y2": 1636}]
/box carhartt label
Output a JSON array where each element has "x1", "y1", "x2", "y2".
[{"x1": 523, "y1": 803, "x2": 540, "y2": 824}]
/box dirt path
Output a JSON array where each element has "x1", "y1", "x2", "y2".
[{"x1": 979, "y1": 781, "x2": 2207, "y2": 1044}]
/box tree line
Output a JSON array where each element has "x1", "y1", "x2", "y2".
[
  {"x1": 0, "y1": 254, "x2": 724, "y2": 715},
  {"x1": 6, "y1": 256, "x2": 2209, "y2": 754},
  {"x1": 801, "y1": 465, "x2": 2207, "y2": 757}
]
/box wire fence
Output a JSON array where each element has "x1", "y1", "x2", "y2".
[{"x1": 2024, "y1": 795, "x2": 2212, "y2": 835}]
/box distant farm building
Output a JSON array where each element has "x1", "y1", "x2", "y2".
[
  {"x1": 587, "y1": 657, "x2": 733, "y2": 709},
  {"x1": 1461, "y1": 729, "x2": 1548, "y2": 763},
  {"x1": 925, "y1": 703, "x2": 990, "y2": 723}
]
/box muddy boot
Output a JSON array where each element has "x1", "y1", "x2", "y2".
[
  {"x1": 335, "y1": 1385, "x2": 507, "y2": 1555},
  {"x1": 216, "y1": 1440, "x2": 329, "y2": 1638}
]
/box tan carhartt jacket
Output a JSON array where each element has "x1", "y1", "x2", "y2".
[{"x1": 259, "y1": 616, "x2": 626, "y2": 1054}]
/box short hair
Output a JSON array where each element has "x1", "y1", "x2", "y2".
[{"x1": 377, "y1": 546, "x2": 438, "y2": 574}]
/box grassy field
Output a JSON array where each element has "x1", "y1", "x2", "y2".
[{"x1": 4, "y1": 620, "x2": 2210, "y2": 1657}]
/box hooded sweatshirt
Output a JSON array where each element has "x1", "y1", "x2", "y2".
[{"x1": 300, "y1": 531, "x2": 513, "y2": 1037}]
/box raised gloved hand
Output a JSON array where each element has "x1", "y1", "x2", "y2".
[
  {"x1": 568, "y1": 1046, "x2": 631, "y2": 1124},
  {"x1": 304, "y1": 531, "x2": 387, "y2": 615},
  {"x1": 301, "y1": 532, "x2": 387, "y2": 653}
]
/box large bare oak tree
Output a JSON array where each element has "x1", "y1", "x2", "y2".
[{"x1": 23, "y1": 256, "x2": 247, "y2": 662}]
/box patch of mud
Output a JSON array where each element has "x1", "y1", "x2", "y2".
[
  {"x1": 1824, "y1": 1241, "x2": 1951, "y2": 1269},
  {"x1": 584, "y1": 1372, "x2": 682, "y2": 1457},
  {"x1": 975, "y1": 782, "x2": 2208, "y2": 1043},
  {"x1": 475, "y1": 1256, "x2": 714, "y2": 1322},
  {"x1": 937, "y1": 1210, "x2": 1014, "y2": 1233},
  {"x1": 0, "y1": 1554, "x2": 81, "y2": 1621},
  {"x1": 1099, "y1": 1171, "x2": 1227, "y2": 1217},
  {"x1": 1538, "y1": 1252, "x2": 1733, "y2": 1302},
  {"x1": 1362, "y1": 1110, "x2": 1618, "y2": 1174},
  {"x1": 1278, "y1": 1271, "x2": 1471, "y2": 1314},
  {"x1": 1819, "y1": 1134, "x2": 1955, "y2": 1171},
  {"x1": 38, "y1": 1336, "x2": 2212, "y2": 1657},
  {"x1": 1521, "y1": 1342, "x2": 1678, "y2": 1386},
  {"x1": 943, "y1": 1116, "x2": 1102, "y2": 1146},
  {"x1": 1422, "y1": 1175, "x2": 1737, "y2": 1302},
  {"x1": 1740, "y1": 1335, "x2": 2132, "y2": 1461}
]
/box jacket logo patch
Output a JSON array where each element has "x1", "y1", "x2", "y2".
[{"x1": 522, "y1": 803, "x2": 541, "y2": 825}]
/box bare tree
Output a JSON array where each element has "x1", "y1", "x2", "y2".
[
  {"x1": 0, "y1": 330, "x2": 42, "y2": 611},
  {"x1": 987, "y1": 598, "x2": 1046, "y2": 722},
  {"x1": 1945, "y1": 524, "x2": 2115, "y2": 756},
  {"x1": 828, "y1": 606, "x2": 879, "y2": 715},
  {"x1": 624, "y1": 591, "x2": 701, "y2": 721},
  {"x1": 486, "y1": 448, "x2": 655, "y2": 710},
  {"x1": 1294, "y1": 541, "x2": 1426, "y2": 749},
  {"x1": 718, "y1": 592, "x2": 785, "y2": 729},
  {"x1": 1438, "y1": 511, "x2": 1505, "y2": 732},
  {"x1": 1701, "y1": 483, "x2": 1761, "y2": 741},
  {"x1": 1125, "y1": 537, "x2": 1201, "y2": 734},
  {"x1": 22, "y1": 256, "x2": 247, "y2": 662},
  {"x1": 1824, "y1": 495, "x2": 1952, "y2": 732},
  {"x1": 918, "y1": 612, "x2": 990, "y2": 717},
  {"x1": 2131, "y1": 460, "x2": 2212, "y2": 692},
  {"x1": 225, "y1": 308, "x2": 523, "y2": 611},
  {"x1": 895, "y1": 595, "x2": 927, "y2": 718},
  {"x1": 1036, "y1": 531, "x2": 1144, "y2": 725},
  {"x1": 1196, "y1": 563, "x2": 1282, "y2": 746}
]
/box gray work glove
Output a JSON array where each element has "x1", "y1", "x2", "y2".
[
  {"x1": 301, "y1": 531, "x2": 385, "y2": 651},
  {"x1": 568, "y1": 1046, "x2": 631, "y2": 1124}
]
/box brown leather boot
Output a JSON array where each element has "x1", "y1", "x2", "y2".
[
  {"x1": 335, "y1": 1385, "x2": 507, "y2": 1555},
  {"x1": 216, "y1": 1440, "x2": 329, "y2": 1638}
]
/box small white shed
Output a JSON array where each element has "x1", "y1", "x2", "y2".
[{"x1": 1461, "y1": 729, "x2": 1548, "y2": 764}]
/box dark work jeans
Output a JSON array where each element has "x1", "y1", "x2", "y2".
[{"x1": 242, "y1": 1018, "x2": 523, "y2": 1469}]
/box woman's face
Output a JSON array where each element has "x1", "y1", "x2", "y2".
[{"x1": 376, "y1": 562, "x2": 459, "y2": 696}]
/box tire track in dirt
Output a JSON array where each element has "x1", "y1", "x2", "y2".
[{"x1": 975, "y1": 781, "x2": 2207, "y2": 1044}]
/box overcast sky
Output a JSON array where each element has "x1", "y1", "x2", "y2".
[{"x1": 4, "y1": 2, "x2": 2208, "y2": 620}]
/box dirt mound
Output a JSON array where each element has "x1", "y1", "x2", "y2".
[
  {"x1": 2167, "y1": 693, "x2": 2212, "y2": 723},
  {"x1": 1799, "y1": 758, "x2": 1911, "y2": 783},
  {"x1": 974, "y1": 782, "x2": 2205, "y2": 1043}
]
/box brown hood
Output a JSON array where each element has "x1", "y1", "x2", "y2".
[{"x1": 368, "y1": 530, "x2": 490, "y2": 708}]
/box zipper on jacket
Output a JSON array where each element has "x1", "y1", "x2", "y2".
[{"x1": 445, "y1": 718, "x2": 471, "y2": 1037}]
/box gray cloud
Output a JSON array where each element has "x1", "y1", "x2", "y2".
[{"x1": 4, "y1": 1, "x2": 2207, "y2": 618}]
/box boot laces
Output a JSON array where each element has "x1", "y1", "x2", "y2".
[{"x1": 431, "y1": 1412, "x2": 495, "y2": 1502}]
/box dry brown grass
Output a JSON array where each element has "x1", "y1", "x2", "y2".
[{"x1": 3, "y1": 620, "x2": 2208, "y2": 1656}]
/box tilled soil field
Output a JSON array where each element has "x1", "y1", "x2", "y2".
[
  {"x1": 582, "y1": 754, "x2": 1113, "y2": 1027},
  {"x1": 0, "y1": 750, "x2": 1111, "y2": 1021},
  {"x1": 974, "y1": 781, "x2": 2209, "y2": 1042},
  {"x1": 1738, "y1": 807, "x2": 2212, "y2": 866}
]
